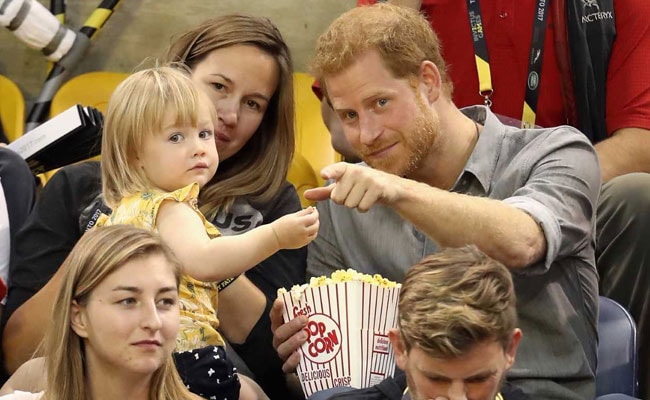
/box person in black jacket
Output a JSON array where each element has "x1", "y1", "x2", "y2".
[{"x1": 0, "y1": 147, "x2": 36, "y2": 305}]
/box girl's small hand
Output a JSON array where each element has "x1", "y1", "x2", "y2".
[{"x1": 271, "y1": 207, "x2": 320, "y2": 249}]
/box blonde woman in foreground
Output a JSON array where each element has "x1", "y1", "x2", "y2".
[{"x1": 0, "y1": 225, "x2": 203, "y2": 400}]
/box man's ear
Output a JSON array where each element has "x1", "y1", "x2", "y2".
[
  {"x1": 505, "y1": 328, "x2": 522, "y2": 369},
  {"x1": 389, "y1": 328, "x2": 408, "y2": 370},
  {"x1": 70, "y1": 300, "x2": 89, "y2": 339},
  {"x1": 418, "y1": 60, "x2": 442, "y2": 104}
]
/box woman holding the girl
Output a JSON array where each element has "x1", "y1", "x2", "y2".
[{"x1": 2, "y1": 14, "x2": 310, "y2": 399}]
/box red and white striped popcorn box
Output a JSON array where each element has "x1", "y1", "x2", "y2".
[{"x1": 279, "y1": 273, "x2": 401, "y2": 398}]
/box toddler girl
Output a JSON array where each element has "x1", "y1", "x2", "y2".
[{"x1": 97, "y1": 66, "x2": 319, "y2": 399}]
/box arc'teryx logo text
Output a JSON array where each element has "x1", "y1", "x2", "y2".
[{"x1": 581, "y1": 0, "x2": 613, "y2": 23}]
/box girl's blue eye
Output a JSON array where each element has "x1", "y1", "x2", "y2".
[
  {"x1": 199, "y1": 130, "x2": 213, "y2": 139},
  {"x1": 169, "y1": 133, "x2": 182, "y2": 143},
  {"x1": 377, "y1": 98, "x2": 388, "y2": 107},
  {"x1": 213, "y1": 82, "x2": 225, "y2": 91}
]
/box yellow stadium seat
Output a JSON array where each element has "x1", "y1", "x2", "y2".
[
  {"x1": 50, "y1": 71, "x2": 129, "y2": 116},
  {"x1": 287, "y1": 152, "x2": 320, "y2": 208},
  {"x1": 293, "y1": 72, "x2": 340, "y2": 184},
  {"x1": 38, "y1": 72, "x2": 129, "y2": 183},
  {"x1": 0, "y1": 75, "x2": 25, "y2": 142}
]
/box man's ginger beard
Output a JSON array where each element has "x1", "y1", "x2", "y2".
[{"x1": 360, "y1": 95, "x2": 439, "y2": 178}]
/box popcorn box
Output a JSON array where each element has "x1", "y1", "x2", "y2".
[{"x1": 279, "y1": 270, "x2": 401, "y2": 398}]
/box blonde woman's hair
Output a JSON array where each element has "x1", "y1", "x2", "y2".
[
  {"x1": 398, "y1": 246, "x2": 517, "y2": 358},
  {"x1": 165, "y1": 14, "x2": 295, "y2": 215},
  {"x1": 311, "y1": 3, "x2": 453, "y2": 98},
  {"x1": 101, "y1": 65, "x2": 214, "y2": 208},
  {"x1": 42, "y1": 225, "x2": 191, "y2": 400}
]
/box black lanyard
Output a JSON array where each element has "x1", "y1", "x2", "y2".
[{"x1": 466, "y1": 0, "x2": 550, "y2": 128}]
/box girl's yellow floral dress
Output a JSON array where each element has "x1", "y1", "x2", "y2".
[{"x1": 96, "y1": 183, "x2": 224, "y2": 350}]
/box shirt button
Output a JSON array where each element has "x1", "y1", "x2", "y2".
[
  {"x1": 412, "y1": 227, "x2": 425, "y2": 241},
  {"x1": 499, "y1": 11, "x2": 508, "y2": 18}
]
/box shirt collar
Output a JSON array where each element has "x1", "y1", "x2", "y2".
[{"x1": 453, "y1": 105, "x2": 508, "y2": 194}]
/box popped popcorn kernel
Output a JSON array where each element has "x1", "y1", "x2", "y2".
[{"x1": 279, "y1": 269, "x2": 400, "y2": 300}]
